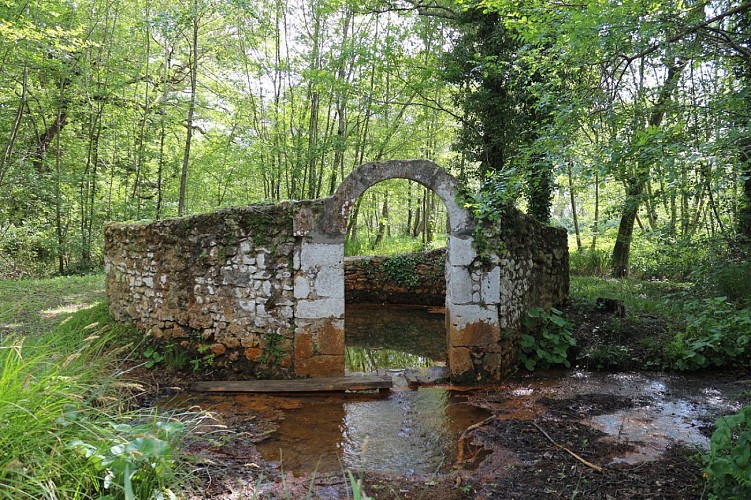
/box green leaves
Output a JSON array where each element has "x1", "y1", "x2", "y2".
[
  {"x1": 705, "y1": 405, "x2": 751, "y2": 498},
  {"x1": 518, "y1": 306, "x2": 576, "y2": 371}
]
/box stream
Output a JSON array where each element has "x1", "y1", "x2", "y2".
[{"x1": 158, "y1": 304, "x2": 749, "y2": 477}]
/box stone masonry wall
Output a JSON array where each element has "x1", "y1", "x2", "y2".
[
  {"x1": 105, "y1": 204, "x2": 297, "y2": 377},
  {"x1": 104, "y1": 161, "x2": 569, "y2": 383},
  {"x1": 344, "y1": 249, "x2": 446, "y2": 305},
  {"x1": 494, "y1": 206, "x2": 570, "y2": 373}
]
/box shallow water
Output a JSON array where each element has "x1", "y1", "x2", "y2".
[
  {"x1": 256, "y1": 387, "x2": 487, "y2": 475},
  {"x1": 344, "y1": 303, "x2": 446, "y2": 372},
  {"x1": 158, "y1": 305, "x2": 749, "y2": 476},
  {"x1": 492, "y1": 370, "x2": 747, "y2": 464}
]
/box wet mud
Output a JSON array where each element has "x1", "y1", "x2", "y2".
[{"x1": 154, "y1": 305, "x2": 750, "y2": 498}]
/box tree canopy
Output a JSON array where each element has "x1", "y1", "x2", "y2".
[{"x1": 0, "y1": 0, "x2": 749, "y2": 277}]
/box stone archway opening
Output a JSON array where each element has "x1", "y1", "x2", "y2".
[
  {"x1": 342, "y1": 178, "x2": 450, "y2": 374},
  {"x1": 293, "y1": 159, "x2": 502, "y2": 383},
  {"x1": 105, "y1": 158, "x2": 568, "y2": 385}
]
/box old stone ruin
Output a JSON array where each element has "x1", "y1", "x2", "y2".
[{"x1": 105, "y1": 160, "x2": 569, "y2": 384}]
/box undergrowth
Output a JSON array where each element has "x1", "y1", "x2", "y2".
[
  {"x1": 0, "y1": 300, "x2": 196, "y2": 499},
  {"x1": 704, "y1": 405, "x2": 751, "y2": 498}
]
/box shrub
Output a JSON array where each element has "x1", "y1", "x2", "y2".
[
  {"x1": 519, "y1": 307, "x2": 576, "y2": 370},
  {"x1": 663, "y1": 297, "x2": 751, "y2": 371},
  {"x1": 0, "y1": 304, "x2": 192, "y2": 499},
  {"x1": 704, "y1": 405, "x2": 751, "y2": 498}
]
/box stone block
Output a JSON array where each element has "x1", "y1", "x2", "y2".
[
  {"x1": 295, "y1": 298, "x2": 344, "y2": 319},
  {"x1": 294, "y1": 332, "x2": 314, "y2": 362},
  {"x1": 447, "y1": 304, "x2": 500, "y2": 347},
  {"x1": 300, "y1": 242, "x2": 343, "y2": 270},
  {"x1": 314, "y1": 266, "x2": 344, "y2": 298},
  {"x1": 296, "y1": 355, "x2": 344, "y2": 377},
  {"x1": 447, "y1": 266, "x2": 474, "y2": 305},
  {"x1": 245, "y1": 347, "x2": 263, "y2": 362},
  {"x1": 316, "y1": 319, "x2": 344, "y2": 356},
  {"x1": 448, "y1": 346, "x2": 473, "y2": 378},
  {"x1": 447, "y1": 235, "x2": 477, "y2": 266}
]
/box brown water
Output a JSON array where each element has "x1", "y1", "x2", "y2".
[
  {"x1": 256, "y1": 387, "x2": 485, "y2": 475},
  {"x1": 158, "y1": 305, "x2": 749, "y2": 477},
  {"x1": 344, "y1": 303, "x2": 446, "y2": 372}
]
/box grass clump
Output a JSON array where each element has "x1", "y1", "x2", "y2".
[{"x1": 0, "y1": 301, "x2": 192, "y2": 499}]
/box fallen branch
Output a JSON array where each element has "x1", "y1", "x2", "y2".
[
  {"x1": 457, "y1": 416, "x2": 495, "y2": 463},
  {"x1": 530, "y1": 421, "x2": 603, "y2": 473}
]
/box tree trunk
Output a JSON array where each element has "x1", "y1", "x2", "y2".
[
  {"x1": 610, "y1": 61, "x2": 686, "y2": 277},
  {"x1": 611, "y1": 182, "x2": 642, "y2": 278},
  {"x1": 590, "y1": 172, "x2": 600, "y2": 251},
  {"x1": 567, "y1": 162, "x2": 582, "y2": 252},
  {"x1": 178, "y1": 7, "x2": 199, "y2": 217},
  {"x1": 372, "y1": 192, "x2": 389, "y2": 249}
]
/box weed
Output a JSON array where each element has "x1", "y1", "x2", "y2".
[
  {"x1": 519, "y1": 307, "x2": 576, "y2": 370},
  {"x1": 258, "y1": 332, "x2": 286, "y2": 366},
  {"x1": 704, "y1": 405, "x2": 751, "y2": 498},
  {"x1": 0, "y1": 305, "x2": 193, "y2": 498}
]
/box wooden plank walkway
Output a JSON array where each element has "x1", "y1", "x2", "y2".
[{"x1": 190, "y1": 375, "x2": 393, "y2": 393}]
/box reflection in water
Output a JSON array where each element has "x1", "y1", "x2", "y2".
[
  {"x1": 345, "y1": 304, "x2": 445, "y2": 372},
  {"x1": 257, "y1": 387, "x2": 486, "y2": 475}
]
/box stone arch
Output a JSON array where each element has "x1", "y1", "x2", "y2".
[
  {"x1": 316, "y1": 159, "x2": 475, "y2": 239},
  {"x1": 294, "y1": 159, "x2": 502, "y2": 383}
]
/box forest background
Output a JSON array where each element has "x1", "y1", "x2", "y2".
[{"x1": 1, "y1": 0, "x2": 751, "y2": 281}]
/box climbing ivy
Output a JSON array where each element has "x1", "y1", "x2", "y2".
[{"x1": 456, "y1": 170, "x2": 523, "y2": 259}]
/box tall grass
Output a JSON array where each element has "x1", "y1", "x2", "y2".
[{"x1": 0, "y1": 302, "x2": 190, "y2": 499}]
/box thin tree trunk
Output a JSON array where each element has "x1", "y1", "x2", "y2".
[
  {"x1": 372, "y1": 192, "x2": 389, "y2": 249},
  {"x1": 568, "y1": 162, "x2": 582, "y2": 252},
  {"x1": 0, "y1": 63, "x2": 27, "y2": 189},
  {"x1": 590, "y1": 172, "x2": 600, "y2": 251},
  {"x1": 178, "y1": 6, "x2": 199, "y2": 217}
]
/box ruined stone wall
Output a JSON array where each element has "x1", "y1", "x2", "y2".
[
  {"x1": 344, "y1": 249, "x2": 446, "y2": 305},
  {"x1": 494, "y1": 206, "x2": 570, "y2": 369},
  {"x1": 104, "y1": 205, "x2": 297, "y2": 377},
  {"x1": 104, "y1": 160, "x2": 569, "y2": 383}
]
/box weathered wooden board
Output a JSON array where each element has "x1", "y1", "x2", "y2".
[{"x1": 190, "y1": 375, "x2": 392, "y2": 393}]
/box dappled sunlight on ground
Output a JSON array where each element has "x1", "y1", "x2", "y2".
[{"x1": 41, "y1": 302, "x2": 98, "y2": 319}]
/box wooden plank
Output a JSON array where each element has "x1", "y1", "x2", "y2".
[{"x1": 190, "y1": 375, "x2": 392, "y2": 393}]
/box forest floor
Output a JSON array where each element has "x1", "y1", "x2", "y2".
[
  {"x1": 3, "y1": 274, "x2": 750, "y2": 498},
  {"x1": 143, "y1": 289, "x2": 749, "y2": 499}
]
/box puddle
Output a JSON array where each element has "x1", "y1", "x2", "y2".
[
  {"x1": 491, "y1": 370, "x2": 747, "y2": 464},
  {"x1": 345, "y1": 303, "x2": 445, "y2": 372},
  {"x1": 157, "y1": 306, "x2": 749, "y2": 477}
]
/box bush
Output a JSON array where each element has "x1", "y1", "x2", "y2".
[
  {"x1": 663, "y1": 297, "x2": 751, "y2": 371},
  {"x1": 569, "y1": 248, "x2": 610, "y2": 276},
  {"x1": 704, "y1": 405, "x2": 751, "y2": 498},
  {"x1": 519, "y1": 307, "x2": 576, "y2": 370}
]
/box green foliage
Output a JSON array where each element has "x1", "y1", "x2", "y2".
[
  {"x1": 68, "y1": 420, "x2": 185, "y2": 500},
  {"x1": 704, "y1": 405, "x2": 751, "y2": 499},
  {"x1": 380, "y1": 254, "x2": 422, "y2": 289},
  {"x1": 663, "y1": 297, "x2": 751, "y2": 371},
  {"x1": 569, "y1": 248, "x2": 611, "y2": 277},
  {"x1": 345, "y1": 234, "x2": 446, "y2": 257},
  {"x1": 519, "y1": 307, "x2": 576, "y2": 370},
  {"x1": 258, "y1": 332, "x2": 286, "y2": 366},
  {"x1": 0, "y1": 303, "x2": 189, "y2": 499},
  {"x1": 577, "y1": 344, "x2": 630, "y2": 370},
  {"x1": 142, "y1": 340, "x2": 214, "y2": 373},
  {"x1": 143, "y1": 346, "x2": 165, "y2": 368}
]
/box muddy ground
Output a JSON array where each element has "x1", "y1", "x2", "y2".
[{"x1": 132, "y1": 302, "x2": 751, "y2": 499}]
